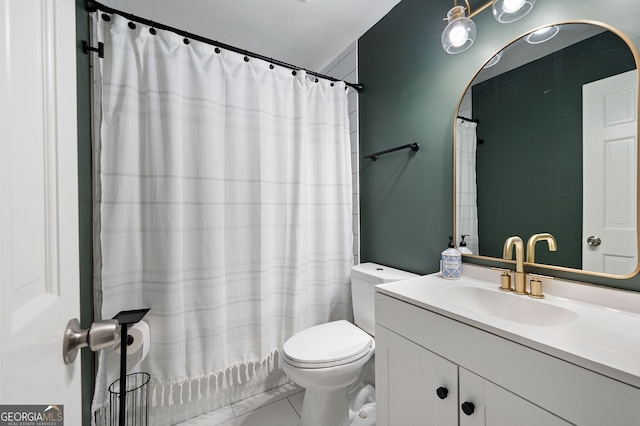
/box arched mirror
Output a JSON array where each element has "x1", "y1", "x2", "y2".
[{"x1": 454, "y1": 22, "x2": 639, "y2": 278}]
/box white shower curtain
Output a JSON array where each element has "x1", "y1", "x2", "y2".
[
  {"x1": 456, "y1": 119, "x2": 479, "y2": 254},
  {"x1": 92, "y1": 14, "x2": 353, "y2": 424}
]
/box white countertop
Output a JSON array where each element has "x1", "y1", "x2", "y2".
[{"x1": 375, "y1": 264, "x2": 640, "y2": 389}]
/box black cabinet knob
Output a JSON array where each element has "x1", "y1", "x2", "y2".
[
  {"x1": 436, "y1": 387, "x2": 449, "y2": 400},
  {"x1": 461, "y1": 401, "x2": 475, "y2": 416}
]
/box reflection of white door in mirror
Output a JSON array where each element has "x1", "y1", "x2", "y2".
[{"x1": 583, "y1": 70, "x2": 638, "y2": 274}]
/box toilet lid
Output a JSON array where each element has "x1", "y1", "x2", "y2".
[{"x1": 283, "y1": 320, "x2": 373, "y2": 368}]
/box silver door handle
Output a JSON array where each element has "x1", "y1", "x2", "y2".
[
  {"x1": 63, "y1": 318, "x2": 120, "y2": 364},
  {"x1": 587, "y1": 236, "x2": 602, "y2": 247}
]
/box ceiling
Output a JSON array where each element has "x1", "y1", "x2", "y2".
[{"x1": 102, "y1": 0, "x2": 403, "y2": 72}]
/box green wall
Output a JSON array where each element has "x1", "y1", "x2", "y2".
[
  {"x1": 473, "y1": 31, "x2": 635, "y2": 269},
  {"x1": 359, "y1": 0, "x2": 450, "y2": 275},
  {"x1": 359, "y1": 0, "x2": 640, "y2": 290}
]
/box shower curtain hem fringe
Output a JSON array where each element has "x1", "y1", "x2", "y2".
[{"x1": 150, "y1": 348, "x2": 282, "y2": 408}]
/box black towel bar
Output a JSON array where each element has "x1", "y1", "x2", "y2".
[{"x1": 365, "y1": 142, "x2": 419, "y2": 161}]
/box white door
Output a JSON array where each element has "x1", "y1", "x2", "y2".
[
  {"x1": 583, "y1": 70, "x2": 638, "y2": 275},
  {"x1": 0, "y1": 0, "x2": 81, "y2": 423}
]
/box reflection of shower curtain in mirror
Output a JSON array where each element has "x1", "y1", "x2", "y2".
[{"x1": 456, "y1": 119, "x2": 479, "y2": 254}]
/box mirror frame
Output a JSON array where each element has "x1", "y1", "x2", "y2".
[{"x1": 453, "y1": 20, "x2": 640, "y2": 280}]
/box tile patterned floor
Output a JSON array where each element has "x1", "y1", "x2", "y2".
[{"x1": 176, "y1": 382, "x2": 304, "y2": 426}]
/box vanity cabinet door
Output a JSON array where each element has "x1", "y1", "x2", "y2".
[
  {"x1": 459, "y1": 368, "x2": 571, "y2": 426},
  {"x1": 376, "y1": 326, "x2": 458, "y2": 426}
]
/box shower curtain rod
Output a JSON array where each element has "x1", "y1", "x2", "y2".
[
  {"x1": 457, "y1": 116, "x2": 479, "y2": 124},
  {"x1": 85, "y1": 0, "x2": 364, "y2": 93}
]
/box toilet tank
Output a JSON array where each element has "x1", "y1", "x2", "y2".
[{"x1": 351, "y1": 263, "x2": 419, "y2": 336}]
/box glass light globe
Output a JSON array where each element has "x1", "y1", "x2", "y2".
[
  {"x1": 483, "y1": 52, "x2": 501, "y2": 68},
  {"x1": 503, "y1": 0, "x2": 525, "y2": 13},
  {"x1": 441, "y1": 6, "x2": 477, "y2": 54},
  {"x1": 492, "y1": 0, "x2": 536, "y2": 23},
  {"x1": 526, "y1": 25, "x2": 560, "y2": 44},
  {"x1": 449, "y1": 25, "x2": 469, "y2": 47}
]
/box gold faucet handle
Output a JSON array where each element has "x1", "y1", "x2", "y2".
[
  {"x1": 491, "y1": 267, "x2": 513, "y2": 292},
  {"x1": 528, "y1": 274, "x2": 554, "y2": 299}
]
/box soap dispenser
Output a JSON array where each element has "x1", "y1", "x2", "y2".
[
  {"x1": 458, "y1": 235, "x2": 473, "y2": 254},
  {"x1": 441, "y1": 236, "x2": 462, "y2": 280}
]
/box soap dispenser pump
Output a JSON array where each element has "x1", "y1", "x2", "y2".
[
  {"x1": 441, "y1": 236, "x2": 462, "y2": 280},
  {"x1": 458, "y1": 235, "x2": 473, "y2": 254}
]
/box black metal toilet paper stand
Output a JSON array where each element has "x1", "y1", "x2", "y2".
[{"x1": 112, "y1": 308, "x2": 150, "y2": 426}]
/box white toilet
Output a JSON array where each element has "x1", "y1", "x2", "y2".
[{"x1": 281, "y1": 262, "x2": 418, "y2": 426}]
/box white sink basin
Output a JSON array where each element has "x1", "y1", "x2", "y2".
[
  {"x1": 374, "y1": 265, "x2": 640, "y2": 389},
  {"x1": 437, "y1": 285, "x2": 580, "y2": 327}
]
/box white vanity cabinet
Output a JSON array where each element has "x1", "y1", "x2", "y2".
[
  {"x1": 375, "y1": 326, "x2": 458, "y2": 425},
  {"x1": 375, "y1": 291, "x2": 640, "y2": 426},
  {"x1": 376, "y1": 326, "x2": 570, "y2": 426},
  {"x1": 457, "y1": 368, "x2": 570, "y2": 426}
]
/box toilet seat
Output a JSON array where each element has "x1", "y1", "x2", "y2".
[{"x1": 283, "y1": 320, "x2": 374, "y2": 369}]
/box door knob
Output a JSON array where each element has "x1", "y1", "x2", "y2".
[
  {"x1": 63, "y1": 318, "x2": 120, "y2": 364},
  {"x1": 587, "y1": 236, "x2": 602, "y2": 247}
]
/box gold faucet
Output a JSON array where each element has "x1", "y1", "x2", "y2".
[
  {"x1": 526, "y1": 233, "x2": 557, "y2": 263},
  {"x1": 503, "y1": 236, "x2": 526, "y2": 295}
]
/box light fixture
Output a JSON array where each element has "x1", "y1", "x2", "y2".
[
  {"x1": 492, "y1": 0, "x2": 536, "y2": 23},
  {"x1": 526, "y1": 25, "x2": 559, "y2": 44},
  {"x1": 441, "y1": 4, "x2": 477, "y2": 54},
  {"x1": 442, "y1": 0, "x2": 537, "y2": 54}
]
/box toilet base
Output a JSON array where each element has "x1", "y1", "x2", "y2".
[{"x1": 299, "y1": 387, "x2": 349, "y2": 426}]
